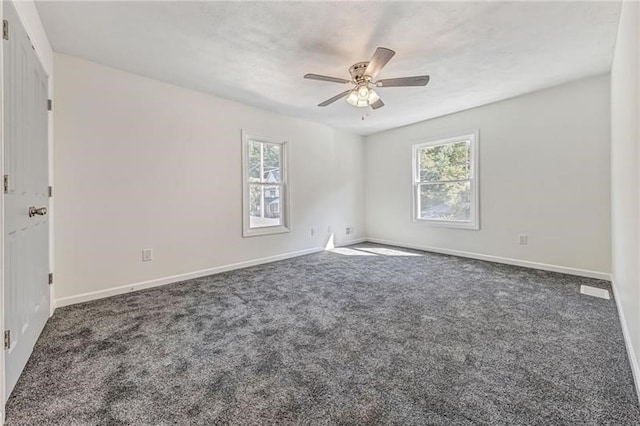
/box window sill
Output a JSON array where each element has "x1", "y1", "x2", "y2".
[
  {"x1": 413, "y1": 218, "x2": 479, "y2": 230},
  {"x1": 242, "y1": 226, "x2": 290, "y2": 238}
]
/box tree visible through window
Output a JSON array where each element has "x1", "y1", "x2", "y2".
[
  {"x1": 242, "y1": 133, "x2": 289, "y2": 237},
  {"x1": 413, "y1": 133, "x2": 478, "y2": 229}
]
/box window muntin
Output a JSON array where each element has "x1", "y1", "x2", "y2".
[
  {"x1": 413, "y1": 133, "x2": 478, "y2": 229},
  {"x1": 242, "y1": 133, "x2": 289, "y2": 237}
]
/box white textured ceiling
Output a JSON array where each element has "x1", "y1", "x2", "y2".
[{"x1": 36, "y1": 1, "x2": 621, "y2": 135}]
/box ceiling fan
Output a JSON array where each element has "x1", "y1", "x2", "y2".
[{"x1": 304, "y1": 47, "x2": 430, "y2": 110}]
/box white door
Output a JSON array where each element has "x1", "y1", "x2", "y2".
[{"x1": 3, "y1": 2, "x2": 50, "y2": 399}]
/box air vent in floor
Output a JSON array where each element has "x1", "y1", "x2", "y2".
[{"x1": 580, "y1": 285, "x2": 610, "y2": 300}]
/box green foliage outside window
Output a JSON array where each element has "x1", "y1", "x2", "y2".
[
  {"x1": 418, "y1": 141, "x2": 471, "y2": 221},
  {"x1": 248, "y1": 141, "x2": 282, "y2": 219}
]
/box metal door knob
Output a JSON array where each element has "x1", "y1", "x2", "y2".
[{"x1": 28, "y1": 206, "x2": 47, "y2": 217}]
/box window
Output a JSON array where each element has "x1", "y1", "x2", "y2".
[
  {"x1": 242, "y1": 131, "x2": 289, "y2": 237},
  {"x1": 412, "y1": 132, "x2": 479, "y2": 229}
]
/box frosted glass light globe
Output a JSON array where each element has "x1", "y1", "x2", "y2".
[
  {"x1": 346, "y1": 90, "x2": 359, "y2": 106},
  {"x1": 368, "y1": 90, "x2": 380, "y2": 104}
]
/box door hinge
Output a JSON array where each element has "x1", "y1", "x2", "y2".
[
  {"x1": 4, "y1": 330, "x2": 10, "y2": 350},
  {"x1": 48, "y1": 186, "x2": 53, "y2": 197},
  {"x1": 47, "y1": 99, "x2": 52, "y2": 111},
  {"x1": 2, "y1": 20, "x2": 8, "y2": 41},
  {"x1": 3, "y1": 175, "x2": 8, "y2": 193},
  {"x1": 48, "y1": 273, "x2": 53, "y2": 285}
]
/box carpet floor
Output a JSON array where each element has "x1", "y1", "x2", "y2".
[{"x1": 5, "y1": 243, "x2": 640, "y2": 425}]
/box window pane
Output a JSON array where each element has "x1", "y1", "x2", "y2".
[
  {"x1": 419, "y1": 141, "x2": 470, "y2": 182},
  {"x1": 248, "y1": 141, "x2": 262, "y2": 182},
  {"x1": 419, "y1": 181, "x2": 471, "y2": 221},
  {"x1": 249, "y1": 184, "x2": 282, "y2": 228},
  {"x1": 262, "y1": 143, "x2": 281, "y2": 183}
]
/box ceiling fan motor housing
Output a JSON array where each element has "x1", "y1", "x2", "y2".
[{"x1": 349, "y1": 62, "x2": 371, "y2": 83}]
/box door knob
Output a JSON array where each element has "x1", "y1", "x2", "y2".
[{"x1": 28, "y1": 206, "x2": 47, "y2": 217}]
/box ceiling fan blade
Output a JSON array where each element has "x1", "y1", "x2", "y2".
[
  {"x1": 318, "y1": 90, "x2": 352, "y2": 107},
  {"x1": 377, "y1": 75, "x2": 430, "y2": 87},
  {"x1": 364, "y1": 47, "x2": 396, "y2": 79},
  {"x1": 370, "y1": 99, "x2": 385, "y2": 110},
  {"x1": 304, "y1": 73, "x2": 350, "y2": 84}
]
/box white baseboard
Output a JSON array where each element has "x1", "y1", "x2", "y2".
[
  {"x1": 54, "y1": 246, "x2": 324, "y2": 308},
  {"x1": 53, "y1": 237, "x2": 369, "y2": 309},
  {"x1": 50, "y1": 236, "x2": 636, "y2": 407},
  {"x1": 54, "y1": 236, "x2": 607, "y2": 308},
  {"x1": 611, "y1": 280, "x2": 640, "y2": 405},
  {"x1": 335, "y1": 237, "x2": 367, "y2": 247},
  {"x1": 365, "y1": 238, "x2": 611, "y2": 280}
]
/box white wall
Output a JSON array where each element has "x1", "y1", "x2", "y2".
[
  {"x1": 365, "y1": 75, "x2": 611, "y2": 277},
  {"x1": 53, "y1": 53, "x2": 364, "y2": 304},
  {"x1": 611, "y1": 0, "x2": 640, "y2": 397}
]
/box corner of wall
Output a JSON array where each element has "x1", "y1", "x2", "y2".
[
  {"x1": 611, "y1": 280, "x2": 640, "y2": 404},
  {"x1": 609, "y1": 0, "x2": 640, "y2": 405}
]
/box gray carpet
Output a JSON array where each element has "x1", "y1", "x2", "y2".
[{"x1": 5, "y1": 243, "x2": 640, "y2": 425}]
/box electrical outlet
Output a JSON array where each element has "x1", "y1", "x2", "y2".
[
  {"x1": 142, "y1": 248, "x2": 153, "y2": 262},
  {"x1": 310, "y1": 228, "x2": 316, "y2": 236},
  {"x1": 346, "y1": 227, "x2": 353, "y2": 235},
  {"x1": 518, "y1": 234, "x2": 528, "y2": 245}
]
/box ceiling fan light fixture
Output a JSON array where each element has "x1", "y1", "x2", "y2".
[
  {"x1": 305, "y1": 46, "x2": 430, "y2": 110},
  {"x1": 357, "y1": 85, "x2": 370, "y2": 99},
  {"x1": 367, "y1": 89, "x2": 380, "y2": 104},
  {"x1": 346, "y1": 87, "x2": 380, "y2": 108},
  {"x1": 346, "y1": 90, "x2": 359, "y2": 106}
]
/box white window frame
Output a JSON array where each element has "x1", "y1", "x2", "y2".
[
  {"x1": 412, "y1": 131, "x2": 479, "y2": 230},
  {"x1": 242, "y1": 131, "x2": 290, "y2": 237}
]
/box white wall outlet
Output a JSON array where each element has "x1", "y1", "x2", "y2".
[
  {"x1": 518, "y1": 234, "x2": 528, "y2": 245},
  {"x1": 310, "y1": 227, "x2": 316, "y2": 236},
  {"x1": 142, "y1": 248, "x2": 153, "y2": 262},
  {"x1": 346, "y1": 227, "x2": 353, "y2": 235}
]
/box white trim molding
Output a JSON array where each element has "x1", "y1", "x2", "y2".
[
  {"x1": 412, "y1": 131, "x2": 480, "y2": 230},
  {"x1": 0, "y1": 2, "x2": 5, "y2": 419},
  {"x1": 241, "y1": 130, "x2": 290, "y2": 238},
  {"x1": 611, "y1": 281, "x2": 640, "y2": 406},
  {"x1": 47, "y1": 235, "x2": 634, "y2": 411},
  {"x1": 55, "y1": 236, "x2": 610, "y2": 309},
  {"x1": 366, "y1": 238, "x2": 611, "y2": 280},
  {"x1": 54, "y1": 238, "x2": 368, "y2": 309},
  {"x1": 55, "y1": 246, "x2": 322, "y2": 308},
  {"x1": 336, "y1": 237, "x2": 367, "y2": 247}
]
